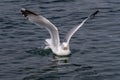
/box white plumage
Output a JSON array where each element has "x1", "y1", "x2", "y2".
[{"x1": 21, "y1": 8, "x2": 98, "y2": 56}]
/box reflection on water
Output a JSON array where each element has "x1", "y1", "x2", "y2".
[
  {"x1": 23, "y1": 56, "x2": 70, "y2": 80},
  {"x1": 23, "y1": 54, "x2": 94, "y2": 80},
  {"x1": 52, "y1": 55, "x2": 69, "y2": 65}
]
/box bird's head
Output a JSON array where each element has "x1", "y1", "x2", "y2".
[{"x1": 62, "y1": 42, "x2": 68, "y2": 50}]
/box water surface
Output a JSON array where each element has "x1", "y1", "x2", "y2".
[{"x1": 0, "y1": 0, "x2": 120, "y2": 80}]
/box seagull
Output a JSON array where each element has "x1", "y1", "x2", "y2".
[{"x1": 21, "y1": 8, "x2": 99, "y2": 56}]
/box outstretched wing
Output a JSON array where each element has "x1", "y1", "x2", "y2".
[
  {"x1": 64, "y1": 10, "x2": 99, "y2": 45},
  {"x1": 21, "y1": 8, "x2": 60, "y2": 48}
]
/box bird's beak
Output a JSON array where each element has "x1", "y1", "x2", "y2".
[{"x1": 63, "y1": 46, "x2": 68, "y2": 50}]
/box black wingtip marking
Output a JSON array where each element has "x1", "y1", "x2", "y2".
[
  {"x1": 92, "y1": 10, "x2": 99, "y2": 16},
  {"x1": 21, "y1": 8, "x2": 38, "y2": 17},
  {"x1": 89, "y1": 10, "x2": 99, "y2": 19}
]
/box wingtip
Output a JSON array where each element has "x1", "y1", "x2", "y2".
[
  {"x1": 21, "y1": 8, "x2": 27, "y2": 17},
  {"x1": 21, "y1": 8, "x2": 26, "y2": 11},
  {"x1": 89, "y1": 10, "x2": 99, "y2": 19},
  {"x1": 21, "y1": 8, "x2": 38, "y2": 17},
  {"x1": 93, "y1": 10, "x2": 99, "y2": 16}
]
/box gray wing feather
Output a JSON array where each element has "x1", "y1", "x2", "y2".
[
  {"x1": 65, "y1": 18, "x2": 88, "y2": 44},
  {"x1": 65, "y1": 10, "x2": 99, "y2": 45},
  {"x1": 21, "y1": 8, "x2": 60, "y2": 48}
]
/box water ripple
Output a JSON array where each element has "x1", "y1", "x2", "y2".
[{"x1": 0, "y1": 0, "x2": 120, "y2": 80}]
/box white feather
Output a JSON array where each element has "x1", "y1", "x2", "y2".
[{"x1": 21, "y1": 8, "x2": 98, "y2": 56}]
